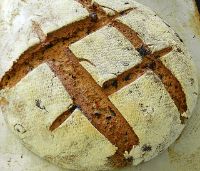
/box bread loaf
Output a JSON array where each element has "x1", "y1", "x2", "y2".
[{"x1": 0, "y1": 0, "x2": 198, "y2": 170}]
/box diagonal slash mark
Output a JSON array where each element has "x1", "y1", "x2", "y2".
[
  {"x1": 48, "y1": 48, "x2": 139, "y2": 168},
  {"x1": 50, "y1": 0, "x2": 138, "y2": 167},
  {"x1": 49, "y1": 105, "x2": 77, "y2": 131},
  {"x1": 102, "y1": 47, "x2": 173, "y2": 96}
]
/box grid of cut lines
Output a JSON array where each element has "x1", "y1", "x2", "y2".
[
  {"x1": 0, "y1": 0, "x2": 187, "y2": 167},
  {"x1": 49, "y1": 0, "x2": 187, "y2": 166}
]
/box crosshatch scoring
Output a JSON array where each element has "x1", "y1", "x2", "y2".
[
  {"x1": 0, "y1": 0, "x2": 189, "y2": 168},
  {"x1": 48, "y1": 0, "x2": 187, "y2": 167}
]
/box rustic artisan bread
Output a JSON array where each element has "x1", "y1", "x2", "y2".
[{"x1": 0, "y1": 0, "x2": 198, "y2": 170}]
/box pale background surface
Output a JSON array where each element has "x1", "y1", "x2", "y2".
[{"x1": 0, "y1": 0, "x2": 200, "y2": 171}]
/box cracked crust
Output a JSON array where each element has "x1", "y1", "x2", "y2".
[{"x1": 0, "y1": 0, "x2": 198, "y2": 170}]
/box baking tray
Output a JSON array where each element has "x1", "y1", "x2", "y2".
[{"x1": 0, "y1": 0, "x2": 200, "y2": 170}]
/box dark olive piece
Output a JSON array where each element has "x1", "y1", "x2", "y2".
[
  {"x1": 90, "y1": 12, "x2": 98, "y2": 22},
  {"x1": 136, "y1": 45, "x2": 151, "y2": 57},
  {"x1": 124, "y1": 73, "x2": 131, "y2": 81},
  {"x1": 111, "y1": 80, "x2": 118, "y2": 88}
]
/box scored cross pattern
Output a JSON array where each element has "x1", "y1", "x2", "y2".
[
  {"x1": 48, "y1": 0, "x2": 187, "y2": 167},
  {"x1": 0, "y1": 0, "x2": 187, "y2": 168}
]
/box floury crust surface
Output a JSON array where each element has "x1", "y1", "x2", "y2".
[{"x1": 0, "y1": 0, "x2": 198, "y2": 170}]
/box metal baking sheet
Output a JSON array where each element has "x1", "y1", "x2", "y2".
[{"x1": 0, "y1": 0, "x2": 200, "y2": 170}]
